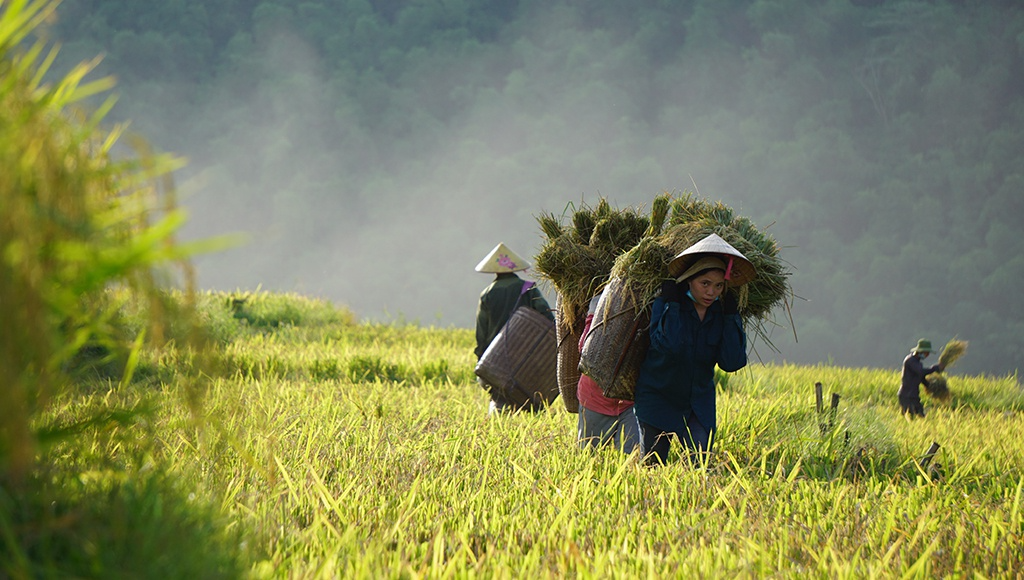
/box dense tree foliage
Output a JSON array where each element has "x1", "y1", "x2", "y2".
[{"x1": 40, "y1": 0, "x2": 1024, "y2": 376}]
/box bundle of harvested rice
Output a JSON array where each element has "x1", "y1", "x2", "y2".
[
  {"x1": 534, "y1": 195, "x2": 669, "y2": 326},
  {"x1": 533, "y1": 235, "x2": 608, "y2": 317},
  {"x1": 576, "y1": 192, "x2": 792, "y2": 400},
  {"x1": 938, "y1": 339, "x2": 968, "y2": 370},
  {"x1": 923, "y1": 339, "x2": 967, "y2": 403},
  {"x1": 924, "y1": 374, "x2": 951, "y2": 402},
  {"x1": 536, "y1": 196, "x2": 671, "y2": 406},
  {"x1": 610, "y1": 193, "x2": 794, "y2": 346}
]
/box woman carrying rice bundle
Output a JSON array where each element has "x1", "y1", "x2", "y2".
[{"x1": 633, "y1": 234, "x2": 754, "y2": 465}]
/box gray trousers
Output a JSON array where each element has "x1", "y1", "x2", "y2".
[{"x1": 577, "y1": 405, "x2": 640, "y2": 454}]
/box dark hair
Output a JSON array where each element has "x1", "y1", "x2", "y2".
[{"x1": 684, "y1": 266, "x2": 726, "y2": 283}]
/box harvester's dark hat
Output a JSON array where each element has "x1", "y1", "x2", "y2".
[{"x1": 912, "y1": 338, "x2": 935, "y2": 354}]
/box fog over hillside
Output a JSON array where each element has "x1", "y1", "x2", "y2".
[
  {"x1": 51, "y1": 1, "x2": 1024, "y2": 376},
  {"x1": 176, "y1": 13, "x2": 772, "y2": 330}
]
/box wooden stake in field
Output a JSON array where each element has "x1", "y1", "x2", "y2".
[
  {"x1": 815, "y1": 382, "x2": 841, "y2": 434},
  {"x1": 919, "y1": 441, "x2": 944, "y2": 480}
]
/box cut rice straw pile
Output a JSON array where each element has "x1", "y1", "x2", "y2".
[
  {"x1": 924, "y1": 374, "x2": 951, "y2": 402},
  {"x1": 609, "y1": 192, "x2": 795, "y2": 352},
  {"x1": 924, "y1": 338, "x2": 968, "y2": 403},
  {"x1": 938, "y1": 338, "x2": 968, "y2": 370},
  {"x1": 534, "y1": 195, "x2": 669, "y2": 327},
  {"x1": 535, "y1": 191, "x2": 794, "y2": 353}
]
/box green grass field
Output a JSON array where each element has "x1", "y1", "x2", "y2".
[
  {"x1": 8, "y1": 290, "x2": 1022, "y2": 578},
  {"x1": 3, "y1": 2, "x2": 1021, "y2": 576}
]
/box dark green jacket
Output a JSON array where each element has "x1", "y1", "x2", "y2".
[{"x1": 474, "y1": 273, "x2": 553, "y2": 359}]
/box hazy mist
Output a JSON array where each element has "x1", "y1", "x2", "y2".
[
  {"x1": 65, "y1": 2, "x2": 1022, "y2": 376},
  {"x1": 177, "y1": 16, "x2": 758, "y2": 328}
]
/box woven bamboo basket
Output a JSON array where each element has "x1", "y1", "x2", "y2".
[
  {"x1": 555, "y1": 295, "x2": 586, "y2": 413},
  {"x1": 475, "y1": 306, "x2": 559, "y2": 409},
  {"x1": 579, "y1": 277, "x2": 650, "y2": 401}
]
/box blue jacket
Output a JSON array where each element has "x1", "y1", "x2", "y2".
[{"x1": 633, "y1": 296, "x2": 747, "y2": 434}]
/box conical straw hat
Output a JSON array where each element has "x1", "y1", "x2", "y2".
[
  {"x1": 668, "y1": 233, "x2": 756, "y2": 286},
  {"x1": 475, "y1": 242, "x2": 531, "y2": 273}
]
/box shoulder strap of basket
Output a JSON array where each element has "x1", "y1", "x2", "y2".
[
  {"x1": 509, "y1": 280, "x2": 534, "y2": 316},
  {"x1": 494, "y1": 280, "x2": 535, "y2": 338}
]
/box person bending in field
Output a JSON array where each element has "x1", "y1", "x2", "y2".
[
  {"x1": 898, "y1": 338, "x2": 944, "y2": 418},
  {"x1": 576, "y1": 287, "x2": 640, "y2": 454},
  {"x1": 633, "y1": 234, "x2": 755, "y2": 466},
  {"x1": 473, "y1": 242, "x2": 554, "y2": 414}
]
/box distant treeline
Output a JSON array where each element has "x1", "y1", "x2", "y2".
[{"x1": 44, "y1": 0, "x2": 1024, "y2": 375}]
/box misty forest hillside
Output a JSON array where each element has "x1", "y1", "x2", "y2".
[{"x1": 44, "y1": 0, "x2": 1024, "y2": 376}]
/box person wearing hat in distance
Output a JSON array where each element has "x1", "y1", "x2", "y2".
[
  {"x1": 633, "y1": 233, "x2": 755, "y2": 465},
  {"x1": 898, "y1": 338, "x2": 945, "y2": 418},
  {"x1": 576, "y1": 287, "x2": 640, "y2": 454},
  {"x1": 474, "y1": 242, "x2": 555, "y2": 414}
]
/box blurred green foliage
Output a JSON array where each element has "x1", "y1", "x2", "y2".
[
  {"x1": 1, "y1": 467, "x2": 244, "y2": 578},
  {"x1": 1, "y1": 1, "x2": 240, "y2": 576}
]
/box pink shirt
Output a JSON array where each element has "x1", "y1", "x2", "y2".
[{"x1": 577, "y1": 305, "x2": 634, "y2": 416}]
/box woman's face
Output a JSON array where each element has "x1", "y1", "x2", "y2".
[{"x1": 687, "y1": 270, "x2": 726, "y2": 308}]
